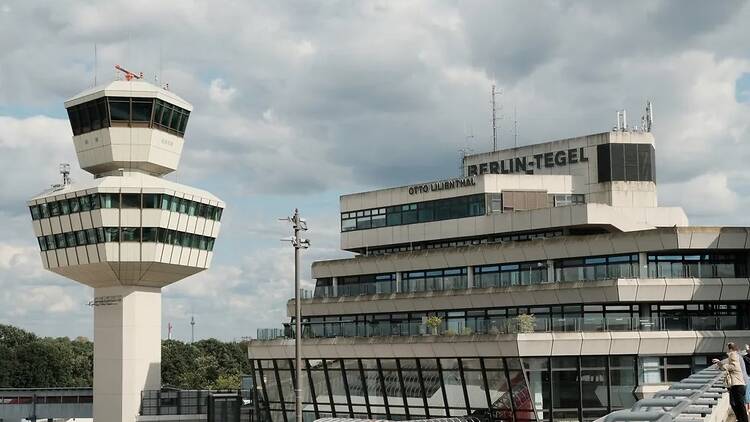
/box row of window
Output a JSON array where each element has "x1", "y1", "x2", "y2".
[
  {"x1": 313, "y1": 252, "x2": 748, "y2": 298},
  {"x1": 291, "y1": 302, "x2": 745, "y2": 339},
  {"x1": 37, "y1": 227, "x2": 216, "y2": 252},
  {"x1": 251, "y1": 355, "x2": 717, "y2": 422},
  {"x1": 364, "y1": 229, "x2": 565, "y2": 256},
  {"x1": 648, "y1": 253, "x2": 746, "y2": 278},
  {"x1": 29, "y1": 193, "x2": 223, "y2": 222},
  {"x1": 341, "y1": 194, "x2": 486, "y2": 232},
  {"x1": 67, "y1": 96, "x2": 190, "y2": 137}
]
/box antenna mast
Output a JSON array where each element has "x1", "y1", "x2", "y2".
[
  {"x1": 93, "y1": 44, "x2": 97, "y2": 86},
  {"x1": 513, "y1": 104, "x2": 518, "y2": 148},
  {"x1": 491, "y1": 85, "x2": 502, "y2": 151}
]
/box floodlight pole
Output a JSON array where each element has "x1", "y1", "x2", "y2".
[{"x1": 281, "y1": 209, "x2": 309, "y2": 422}]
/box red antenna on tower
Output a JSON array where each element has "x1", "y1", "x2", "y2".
[{"x1": 115, "y1": 64, "x2": 143, "y2": 81}]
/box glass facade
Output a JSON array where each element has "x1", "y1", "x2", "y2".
[
  {"x1": 29, "y1": 192, "x2": 223, "y2": 222},
  {"x1": 475, "y1": 262, "x2": 548, "y2": 288},
  {"x1": 313, "y1": 250, "x2": 749, "y2": 299},
  {"x1": 647, "y1": 253, "x2": 747, "y2": 278},
  {"x1": 66, "y1": 96, "x2": 190, "y2": 137},
  {"x1": 596, "y1": 143, "x2": 655, "y2": 183},
  {"x1": 292, "y1": 302, "x2": 747, "y2": 339},
  {"x1": 250, "y1": 355, "x2": 718, "y2": 422},
  {"x1": 555, "y1": 255, "x2": 638, "y2": 282},
  {"x1": 36, "y1": 227, "x2": 216, "y2": 252},
  {"x1": 341, "y1": 194, "x2": 486, "y2": 232},
  {"x1": 251, "y1": 357, "x2": 534, "y2": 422}
]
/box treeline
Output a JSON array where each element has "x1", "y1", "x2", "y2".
[{"x1": 0, "y1": 324, "x2": 250, "y2": 390}]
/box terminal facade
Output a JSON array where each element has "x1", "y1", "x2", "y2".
[{"x1": 248, "y1": 129, "x2": 750, "y2": 422}]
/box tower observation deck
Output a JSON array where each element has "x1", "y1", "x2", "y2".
[{"x1": 26, "y1": 70, "x2": 224, "y2": 422}]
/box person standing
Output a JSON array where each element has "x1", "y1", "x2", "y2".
[
  {"x1": 743, "y1": 345, "x2": 750, "y2": 411},
  {"x1": 715, "y1": 342, "x2": 748, "y2": 422}
]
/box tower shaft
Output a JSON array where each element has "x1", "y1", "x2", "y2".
[{"x1": 93, "y1": 286, "x2": 161, "y2": 422}]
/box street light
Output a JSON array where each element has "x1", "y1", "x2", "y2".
[{"x1": 280, "y1": 209, "x2": 309, "y2": 422}]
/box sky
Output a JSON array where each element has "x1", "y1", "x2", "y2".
[{"x1": 1, "y1": 0, "x2": 749, "y2": 341}]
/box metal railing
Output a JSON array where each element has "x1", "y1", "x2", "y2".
[
  {"x1": 601, "y1": 364, "x2": 726, "y2": 422},
  {"x1": 279, "y1": 315, "x2": 741, "y2": 339}
]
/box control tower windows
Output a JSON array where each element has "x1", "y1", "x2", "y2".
[
  {"x1": 67, "y1": 98, "x2": 109, "y2": 136},
  {"x1": 30, "y1": 193, "x2": 223, "y2": 222},
  {"x1": 66, "y1": 97, "x2": 189, "y2": 137},
  {"x1": 121, "y1": 193, "x2": 141, "y2": 208},
  {"x1": 36, "y1": 227, "x2": 217, "y2": 251}
]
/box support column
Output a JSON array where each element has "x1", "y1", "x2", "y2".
[
  {"x1": 332, "y1": 277, "x2": 338, "y2": 297},
  {"x1": 638, "y1": 252, "x2": 648, "y2": 278},
  {"x1": 395, "y1": 272, "x2": 402, "y2": 293},
  {"x1": 93, "y1": 286, "x2": 162, "y2": 422},
  {"x1": 546, "y1": 259, "x2": 555, "y2": 283},
  {"x1": 467, "y1": 266, "x2": 474, "y2": 289}
]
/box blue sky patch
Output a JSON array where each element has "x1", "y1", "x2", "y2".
[{"x1": 736, "y1": 72, "x2": 750, "y2": 103}]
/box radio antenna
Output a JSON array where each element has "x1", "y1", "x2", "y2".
[
  {"x1": 491, "y1": 85, "x2": 503, "y2": 151},
  {"x1": 459, "y1": 126, "x2": 475, "y2": 177},
  {"x1": 513, "y1": 103, "x2": 518, "y2": 148},
  {"x1": 93, "y1": 43, "x2": 98, "y2": 86}
]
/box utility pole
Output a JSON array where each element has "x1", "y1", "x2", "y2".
[{"x1": 281, "y1": 209, "x2": 310, "y2": 422}]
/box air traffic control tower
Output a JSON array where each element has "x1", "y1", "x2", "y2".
[{"x1": 26, "y1": 67, "x2": 224, "y2": 422}]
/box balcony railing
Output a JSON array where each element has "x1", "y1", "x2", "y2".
[{"x1": 277, "y1": 315, "x2": 741, "y2": 339}]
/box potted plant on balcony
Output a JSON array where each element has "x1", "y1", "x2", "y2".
[
  {"x1": 516, "y1": 313, "x2": 536, "y2": 334},
  {"x1": 425, "y1": 315, "x2": 443, "y2": 335}
]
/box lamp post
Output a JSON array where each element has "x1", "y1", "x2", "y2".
[{"x1": 281, "y1": 209, "x2": 309, "y2": 422}]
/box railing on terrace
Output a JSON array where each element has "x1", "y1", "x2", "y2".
[
  {"x1": 140, "y1": 389, "x2": 252, "y2": 417},
  {"x1": 275, "y1": 315, "x2": 742, "y2": 339},
  {"x1": 599, "y1": 363, "x2": 727, "y2": 422}
]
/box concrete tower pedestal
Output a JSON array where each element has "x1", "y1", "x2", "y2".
[
  {"x1": 93, "y1": 286, "x2": 161, "y2": 422},
  {"x1": 27, "y1": 77, "x2": 224, "y2": 422}
]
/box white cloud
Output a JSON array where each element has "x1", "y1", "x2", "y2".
[
  {"x1": 208, "y1": 78, "x2": 237, "y2": 105},
  {"x1": 660, "y1": 173, "x2": 739, "y2": 219}
]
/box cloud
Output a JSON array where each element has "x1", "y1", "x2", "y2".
[
  {"x1": 1, "y1": 0, "x2": 750, "y2": 339},
  {"x1": 208, "y1": 78, "x2": 236, "y2": 105},
  {"x1": 660, "y1": 173, "x2": 739, "y2": 220}
]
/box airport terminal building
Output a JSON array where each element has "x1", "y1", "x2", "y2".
[{"x1": 247, "y1": 129, "x2": 750, "y2": 422}]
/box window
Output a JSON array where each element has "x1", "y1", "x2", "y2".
[
  {"x1": 142, "y1": 227, "x2": 158, "y2": 242},
  {"x1": 341, "y1": 194, "x2": 486, "y2": 232},
  {"x1": 108, "y1": 97, "x2": 131, "y2": 121},
  {"x1": 555, "y1": 254, "x2": 638, "y2": 282},
  {"x1": 120, "y1": 227, "x2": 140, "y2": 242},
  {"x1": 69, "y1": 197, "x2": 81, "y2": 213},
  {"x1": 86, "y1": 229, "x2": 97, "y2": 244},
  {"x1": 648, "y1": 253, "x2": 747, "y2": 278},
  {"x1": 131, "y1": 99, "x2": 153, "y2": 122},
  {"x1": 29, "y1": 205, "x2": 41, "y2": 220},
  {"x1": 99, "y1": 193, "x2": 119, "y2": 209},
  {"x1": 143, "y1": 194, "x2": 160, "y2": 208},
  {"x1": 66, "y1": 98, "x2": 109, "y2": 136},
  {"x1": 121, "y1": 193, "x2": 141, "y2": 209},
  {"x1": 597, "y1": 143, "x2": 655, "y2": 183},
  {"x1": 55, "y1": 233, "x2": 67, "y2": 248},
  {"x1": 402, "y1": 268, "x2": 467, "y2": 293},
  {"x1": 75, "y1": 231, "x2": 87, "y2": 246},
  {"x1": 103, "y1": 227, "x2": 119, "y2": 242},
  {"x1": 475, "y1": 261, "x2": 548, "y2": 288},
  {"x1": 79, "y1": 195, "x2": 92, "y2": 212}
]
